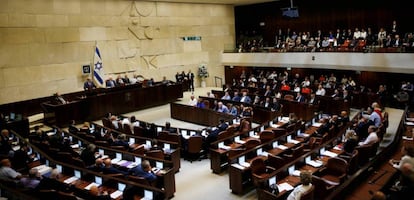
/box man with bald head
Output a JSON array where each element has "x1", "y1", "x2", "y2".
[
  {"x1": 102, "y1": 158, "x2": 128, "y2": 176},
  {"x1": 0, "y1": 158, "x2": 22, "y2": 182}
]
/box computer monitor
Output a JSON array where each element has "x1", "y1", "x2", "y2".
[
  {"x1": 118, "y1": 183, "x2": 126, "y2": 192},
  {"x1": 181, "y1": 130, "x2": 188, "y2": 136},
  {"x1": 45, "y1": 160, "x2": 50, "y2": 166},
  {"x1": 260, "y1": 126, "x2": 264, "y2": 132},
  {"x1": 78, "y1": 140, "x2": 82, "y2": 146},
  {"x1": 56, "y1": 164, "x2": 62, "y2": 173},
  {"x1": 115, "y1": 153, "x2": 122, "y2": 160},
  {"x1": 9, "y1": 112, "x2": 15, "y2": 120},
  {"x1": 157, "y1": 127, "x2": 162, "y2": 133},
  {"x1": 287, "y1": 135, "x2": 292, "y2": 142},
  {"x1": 134, "y1": 157, "x2": 141, "y2": 163},
  {"x1": 99, "y1": 149, "x2": 104, "y2": 155},
  {"x1": 235, "y1": 136, "x2": 240, "y2": 142},
  {"x1": 272, "y1": 141, "x2": 278, "y2": 148},
  {"x1": 74, "y1": 170, "x2": 81, "y2": 179},
  {"x1": 288, "y1": 165, "x2": 295, "y2": 175},
  {"x1": 144, "y1": 190, "x2": 153, "y2": 199},
  {"x1": 257, "y1": 148, "x2": 263, "y2": 155},
  {"x1": 305, "y1": 156, "x2": 311, "y2": 163},
  {"x1": 156, "y1": 161, "x2": 163, "y2": 169},
  {"x1": 129, "y1": 137, "x2": 135, "y2": 144},
  {"x1": 163, "y1": 143, "x2": 171, "y2": 150},
  {"x1": 69, "y1": 136, "x2": 73, "y2": 142},
  {"x1": 239, "y1": 156, "x2": 245, "y2": 164},
  {"x1": 249, "y1": 131, "x2": 254, "y2": 137},
  {"x1": 190, "y1": 131, "x2": 196, "y2": 136},
  {"x1": 320, "y1": 147, "x2": 326, "y2": 154},
  {"x1": 269, "y1": 176, "x2": 277, "y2": 186},
  {"x1": 95, "y1": 176, "x2": 102, "y2": 185},
  {"x1": 146, "y1": 140, "x2": 152, "y2": 147}
]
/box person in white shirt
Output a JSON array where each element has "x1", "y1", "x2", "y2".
[
  {"x1": 358, "y1": 125, "x2": 379, "y2": 146},
  {"x1": 206, "y1": 92, "x2": 215, "y2": 98},
  {"x1": 188, "y1": 95, "x2": 198, "y2": 106},
  {"x1": 221, "y1": 91, "x2": 231, "y2": 100},
  {"x1": 287, "y1": 171, "x2": 313, "y2": 200},
  {"x1": 315, "y1": 84, "x2": 326, "y2": 96}
]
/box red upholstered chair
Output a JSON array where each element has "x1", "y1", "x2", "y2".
[
  {"x1": 186, "y1": 135, "x2": 204, "y2": 162},
  {"x1": 316, "y1": 157, "x2": 348, "y2": 186},
  {"x1": 299, "y1": 184, "x2": 315, "y2": 200},
  {"x1": 312, "y1": 175, "x2": 335, "y2": 200},
  {"x1": 250, "y1": 157, "x2": 275, "y2": 186},
  {"x1": 259, "y1": 130, "x2": 275, "y2": 143}
]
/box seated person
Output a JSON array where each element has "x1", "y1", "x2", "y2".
[
  {"x1": 129, "y1": 160, "x2": 158, "y2": 182},
  {"x1": 287, "y1": 170, "x2": 313, "y2": 200},
  {"x1": 36, "y1": 168, "x2": 72, "y2": 192},
  {"x1": 314, "y1": 118, "x2": 331, "y2": 137},
  {"x1": 53, "y1": 92, "x2": 67, "y2": 104},
  {"x1": 102, "y1": 158, "x2": 128, "y2": 176},
  {"x1": 0, "y1": 158, "x2": 22, "y2": 183},
  {"x1": 111, "y1": 134, "x2": 130, "y2": 149},
  {"x1": 84, "y1": 77, "x2": 97, "y2": 91},
  {"x1": 19, "y1": 168, "x2": 41, "y2": 189},
  {"x1": 342, "y1": 130, "x2": 359, "y2": 155},
  {"x1": 89, "y1": 185, "x2": 111, "y2": 200},
  {"x1": 163, "y1": 122, "x2": 177, "y2": 134},
  {"x1": 358, "y1": 125, "x2": 379, "y2": 146},
  {"x1": 87, "y1": 158, "x2": 104, "y2": 172}
]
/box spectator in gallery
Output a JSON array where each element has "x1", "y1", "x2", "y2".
[{"x1": 188, "y1": 95, "x2": 198, "y2": 106}]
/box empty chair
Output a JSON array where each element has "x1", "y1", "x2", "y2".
[
  {"x1": 71, "y1": 157, "x2": 86, "y2": 168},
  {"x1": 304, "y1": 137, "x2": 317, "y2": 152},
  {"x1": 266, "y1": 154, "x2": 285, "y2": 169},
  {"x1": 315, "y1": 157, "x2": 348, "y2": 186},
  {"x1": 226, "y1": 126, "x2": 236, "y2": 135},
  {"x1": 133, "y1": 126, "x2": 144, "y2": 137},
  {"x1": 158, "y1": 131, "x2": 170, "y2": 141},
  {"x1": 259, "y1": 130, "x2": 275, "y2": 143},
  {"x1": 284, "y1": 94, "x2": 294, "y2": 101},
  {"x1": 244, "y1": 138, "x2": 261, "y2": 149},
  {"x1": 186, "y1": 135, "x2": 204, "y2": 162},
  {"x1": 312, "y1": 175, "x2": 335, "y2": 200},
  {"x1": 250, "y1": 157, "x2": 276, "y2": 187},
  {"x1": 146, "y1": 150, "x2": 164, "y2": 160},
  {"x1": 344, "y1": 150, "x2": 359, "y2": 174},
  {"x1": 123, "y1": 123, "x2": 133, "y2": 134},
  {"x1": 239, "y1": 119, "x2": 251, "y2": 133},
  {"x1": 227, "y1": 148, "x2": 246, "y2": 160},
  {"x1": 355, "y1": 142, "x2": 377, "y2": 166},
  {"x1": 282, "y1": 144, "x2": 304, "y2": 161},
  {"x1": 57, "y1": 191, "x2": 79, "y2": 200}
]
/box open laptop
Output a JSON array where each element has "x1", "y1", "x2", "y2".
[
  {"x1": 64, "y1": 169, "x2": 81, "y2": 184},
  {"x1": 110, "y1": 182, "x2": 127, "y2": 199}
]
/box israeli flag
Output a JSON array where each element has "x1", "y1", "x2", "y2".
[{"x1": 93, "y1": 46, "x2": 104, "y2": 87}]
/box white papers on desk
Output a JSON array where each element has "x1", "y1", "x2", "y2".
[
  {"x1": 110, "y1": 190, "x2": 123, "y2": 199},
  {"x1": 288, "y1": 139, "x2": 300, "y2": 144},
  {"x1": 117, "y1": 160, "x2": 128, "y2": 166},
  {"x1": 291, "y1": 170, "x2": 301, "y2": 176},
  {"x1": 298, "y1": 133, "x2": 310, "y2": 138},
  {"x1": 405, "y1": 121, "x2": 414, "y2": 126},
  {"x1": 127, "y1": 162, "x2": 138, "y2": 169},
  {"x1": 111, "y1": 158, "x2": 121, "y2": 164},
  {"x1": 218, "y1": 142, "x2": 231, "y2": 150},
  {"x1": 271, "y1": 124, "x2": 280, "y2": 128},
  {"x1": 281, "y1": 117, "x2": 290, "y2": 122},
  {"x1": 276, "y1": 145, "x2": 288, "y2": 150},
  {"x1": 406, "y1": 117, "x2": 414, "y2": 121},
  {"x1": 251, "y1": 135, "x2": 260, "y2": 139},
  {"x1": 240, "y1": 162, "x2": 251, "y2": 168},
  {"x1": 333, "y1": 145, "x2": 342, "y2": 151},
  {"x1": 12, "y1": 145, "x2": 20, "y2": 151},
  {"x1": 322, "y1": 150, "x2": 338, "y2": 157},
  {"x1": 70, "y1": 144, "x2": 79, "y2": 149},
  {"x1": 260, "y1": 151, "x2": 269, "y2": 157},
  {"x1": 84, "y1": 182, "x2": 100, "y2": 190},
  {"x1": 47, "y1": 132, "x2": 56, "y2": 136},
  {"x1": 403, "y1": 136, "x2": 414, "y2": 140},
  {"x1": 32, "y1": 164, "x2": 52, "y2": 175},
  {"x1": 277, "y1": 182, "x2": 294, "y2": 192},
  {"x1": 312, "y1": 122, "x2": 322, "y2": 127},
  {"x1": 182, "y1": 134, "x2": 190, "y2": 140},
  {"x1": 231, "y1": 163, "x2": 246, "y2": 170},
  {"x1": 63, "y1": 176, "x2": 79, "y2": 184},
  {"x1": 306, "y1": 160, "x2": 323, "y2": 168}
]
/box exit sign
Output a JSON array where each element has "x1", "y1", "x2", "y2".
[{"x1": 182, "y1": 36, "x2": 201, "y2": 41}]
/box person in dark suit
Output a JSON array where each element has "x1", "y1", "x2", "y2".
[
  {"x1": 163, "y1": 122, "x2": 177, "y2": 134},
  {"x1": 102, "y1": 158, "x2": 128, "y2": 176},
  {"x1": 84, "y1": 77, "x2": 97, "y2": 90},
  {"x1": 308, "y1": 93, "x2": 318, "y2": 105},
  {"x1": 129, "y1": 160, "x2": 158, "y2": 182},
  {"x1": 87, "y1": 158, "x2": 104, "y2": 172},
  {"x1": 295, "y1": 92, "x2": 306, "y2": 103},
  {"x1": 80, "y1": 144, "x2": 98, "y2": 167},
  {"x1": 232, "y1": 91, "x2": 241, "y2": 102},
  {"x1": 187, "y1": 70, "x2": 195, "y2": 92}
]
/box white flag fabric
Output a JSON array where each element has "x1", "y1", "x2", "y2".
[{"x1": 93, "y1": 46, "x2": 105, "y2": 87}]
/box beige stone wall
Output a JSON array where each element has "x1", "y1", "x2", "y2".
[{"x1": 0, "y1": 0, "x2": 235, "y2": 104}]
